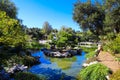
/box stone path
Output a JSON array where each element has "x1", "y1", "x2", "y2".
[{"x1": 97, "y1": 51, "x2": 120, "y2": 73}]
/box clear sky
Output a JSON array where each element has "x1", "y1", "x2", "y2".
[{"x1": 11, "y1": 0, "x2": 82, "y2": 31}]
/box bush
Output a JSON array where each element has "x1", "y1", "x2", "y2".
[
  {"x1": 23, "y1": 56, "x2": 39, "y2": 67},
  {"x1": 110, "y1": 69, "x2": 120, "y2": 80},
  {"x1": 3, "y1": 55, "x2": 38, "y2": 67},
  {"x1": 25, "y1": 41, "x2": 45, "y2": 50},
  {"x1": 103, "y1": 34, "x2": 120, "y2": 54},
  {"x1": 77, "y1": 63, "x2": 110, "y2": 80},
  {"x1": 14, "y1": 72, "x2": 45, "y2": 80}
]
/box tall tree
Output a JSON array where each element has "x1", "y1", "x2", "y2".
[
  {"x1": 0, "y1": 0, "x2": 17, "y2": 18},
  {"x1": 42, "y1": 21, "x2": 52, "y2": 35},
  {"x1": 104, "y1": 0, "x2": 120, "y2": 33},
  {"x1": 73, "y1": 0, "x2": 105, "y2": 35}
]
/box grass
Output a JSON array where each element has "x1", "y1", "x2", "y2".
[
  {"x1": 80, "y1": 47, "x2": 96, "y2": 53},
  {"x1": 85, "y1": 51, "x2": 96, "y2": 59},
  {"x1": 50, "y1": 56, "x2": 76, "y2": 70}
]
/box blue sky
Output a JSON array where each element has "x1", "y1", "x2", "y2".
[{"x1": 12, "y1": 0, "x2": 82, "y2": 31}]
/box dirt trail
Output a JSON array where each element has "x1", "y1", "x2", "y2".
[{"x1": 97, "y1": 51, "x2": 120, "y2": 73}]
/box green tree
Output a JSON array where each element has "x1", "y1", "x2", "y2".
[
  {"x1": 26, "y1": 27, "x2": 43, "y2": 40},
  {"x1": 73, "y1": 0, "x2": 105, "y2": 35},
  {"x1": 0, "y1": 0, "x2": 17, "y2": 18},
  {"x1": 104, "y1": 0, "x2": 120, "y2": 34},
  {"x1": 42, "y1": 21, "x2": 52, "y2": 35},
  {"x1": 55, "y1": 26, "x2": 78, "y2": 48},
  {"x1": 0, "y1": 11, "x2": 26, "y2": 47}
]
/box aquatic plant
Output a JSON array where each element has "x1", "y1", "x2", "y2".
[{"x1": 50, "y1": 56, "x2": 76, "y2": 70}]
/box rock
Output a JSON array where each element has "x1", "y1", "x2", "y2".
[
  {"x1": 7, "y1": 64, "x2": 28, "y2": 73},
  {"x1": 106, "y1": 75, "x2": 110, "y2": 80},
  {"x1": 82, "y1": 61, "x2": 98, "y2": 67}
]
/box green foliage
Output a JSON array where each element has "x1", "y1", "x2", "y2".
[
  {"x1": 81, "y1": 47, "x2": 96, "y2": 53},
  {"x1": 26, "y1": 28, "x2": 43, "y2": 41},
  {"x1": 55, "y1": 27, "x2": 78, "y2": 48},
  {"x1": 26, "y1": 41, "x2": 42, "y2": 50},
  {"x1": 22, "y1": 55, "x2": 38, "y2": 67},
  {"x1": 104, "y1": 0, "x2": 120, "y2": 34},
  {"x1": 42, "y1": 21, "x2": 52, "y2": 35},
  {"x1": 3, "y1": 55, "x2": 38, "y2": 67},
  {"x1": 86, "y1": 51, "x2": 96, "y2": 59},
  {"x1": 73, "y1": 0, "x2": 120, "y2": 40},
  {"x1": 103, "y1": 34, "x2": 120, "y2": 53},
  {"x1": 14, "y1": 72, "x2": 46, "y2": 80},
  {"x1": 80, "y1": 47, "x2": 97, "y2": 59},
  {"x1": 0, "y1": 0, "x2": 17, "y2": 18},
  {"x1": 78, "y1": 63, "x2": 110, "y2": 80},
  {"x1": 110, "y1": 69, "x2": 120, "y2": 80},
  {"x1": 73, "y1": 0, "x2": 104, "y2": 35},
  {"x1": 0, "y1": 11, "x2": 26, "y2": 47}
]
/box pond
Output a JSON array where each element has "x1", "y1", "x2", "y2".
[{"x1": 29, "y1": 50, "x2": 86, "y2": 80}]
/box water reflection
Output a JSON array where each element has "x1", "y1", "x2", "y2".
[
  {"x1": 29, "y1": 64, "x2": 76, "y2": 80},
  {"x1": 31, "y1": 50, "x2": 51, "y2": 64}
]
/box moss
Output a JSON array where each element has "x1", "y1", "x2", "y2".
[{"x1": 110, "y1": 69, "x2": 120, "y2": 80}]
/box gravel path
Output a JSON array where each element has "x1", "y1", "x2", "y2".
[{"x1": 97, "y1": 51, "x2": 120, "y2": 73}]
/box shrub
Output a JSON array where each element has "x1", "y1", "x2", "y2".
[
  {"x1": 103, "y1": 34, "x2": 120, "y2": 54},
  {"x1": 23, "y1": 56, "x2": 38, "y2": 67},
  {"x1": 14, "y1": 72, "x2": 45, "y2": 80},
  {"x1": 77, "y1": 63, "x2": 110, "y2": 80},
  {"x1": 110, "y1": 69, "x2": 120, "y2": 80},
  {"x1": 3, "y1": 55, "x2": 38, "y2": 67},
  {"x1": 25, "y1": 41, "x2": 45, "y2": 50}
]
